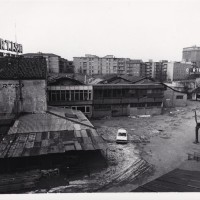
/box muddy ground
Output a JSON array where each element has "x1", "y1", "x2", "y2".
[{"x1": 31, "y1": 100, "x2": 200, "y2": 193}]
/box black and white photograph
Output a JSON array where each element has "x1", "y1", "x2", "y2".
[{"x1": 1, "y1": 0, "x2": 200, "y2": 198}]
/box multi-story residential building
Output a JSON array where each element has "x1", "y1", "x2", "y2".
[
  {"x1": 73, "y1": 55, "x2": 144, "y2": 75},
  {"x1": 126, "y1": 59, "x2": 142, "y2": 76},
  {"x1": 140, "y1": 61, "x2": 154, "y2": 78},
  {"x1": 182, "y1": 46, "x2": 200, "y2": 67},
  {"x1": 152, "y1": 61, "x2": 168, "y2": 82},
  {"x1": 117, "y1": 58, "x2": 126, "y2": 75},
  {"x1": 73, "y1": 54, "x2": 100, "y2": 75},
  {"x1": 23, "y1": 52, "x2": 73, "y2": 73},
  {"x1": 166, "y1": 62, "x2": 193, "y2": 81},
  {"x1": 101, "y1": 55, "x2": 117, "y2": 74}
]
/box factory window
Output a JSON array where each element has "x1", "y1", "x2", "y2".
[
  {"x1": 71, "y1": 91, "x2": 75, "y2": 101},
  {"x1": 88, "y1": 91, "x2": 92, "y2": 100},
  {"x1": 138, "y1": 103, "x2": 146, "y2": 107},
  {"x1": 86, "y1": 106, "x2": 90, "y2": 113},
  {"x1": 61, "y1": 91, "x2": 65, "y2": 101},
  {"x1": 56, "y1": 91, "x2": 61, "y2": 101},
  {"x1": 65, "y1": 91, "x2": 70, "y2": 100},
  {"x1": 49, "y1": 90, "x2": 57, "y2": 101},
  {"x1": 176, "y1": 95, "x2": 183, "y2": 99},
  {"x1": 80, "y1": 90, "x2": 84, "y2": 101},
  {"x1": 48, "y1": 89, "x2": 92, "y2": 102},
  {"x1": 75, "y1": 90, "x2": 80, "y2": 101},
  {"x1": 84, "y1": 90, "x2": 88, "y2": 100},
  {"x1": 71, "y1": 106, "x2": 91, "y2": 113},
  {"x1": 113, "y1": 89, "x2": 118, "y2": 97}
]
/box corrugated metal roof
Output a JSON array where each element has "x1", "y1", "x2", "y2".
[
  {"x1": 0, "y1": 129, "x2": 105, "y2": 158},
  {"x1": 1, "y1": 107, "x2": 106, "y2": 159}
]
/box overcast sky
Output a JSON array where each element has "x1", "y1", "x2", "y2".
[{"x1": 1, "y1": 0, "x2": 200, "y2": 61}]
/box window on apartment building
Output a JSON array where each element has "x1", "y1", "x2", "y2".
[{"x1": 176, "y1": 95, "x2": 183, "y2": 99}]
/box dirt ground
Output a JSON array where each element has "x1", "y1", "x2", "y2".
[
  {"x1": 91, "y1": 100, "x2": 200, "y2": 192},
  {"x1": 32, "y1": 100, "x2": 200, "y2": 193}
]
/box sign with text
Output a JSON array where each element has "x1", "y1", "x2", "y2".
[
  {"x1": 186, "y1": 67, "x2": 200, "y2": 75},
  {"x1": 0, "y1": 38, "x2": 23, "y2": 54}
]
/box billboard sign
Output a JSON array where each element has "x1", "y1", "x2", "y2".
[{"x1": 0, "y1": 38, "x2": 23, "y2": 54}]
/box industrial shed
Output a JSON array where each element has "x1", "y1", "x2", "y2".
[{"x1": 0, "y1": 107, "x2": 107, "y2": 173}]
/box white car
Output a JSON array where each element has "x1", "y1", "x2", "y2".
[{"x1": 116, "y1": 128, "x2": 128, "y2": 144}]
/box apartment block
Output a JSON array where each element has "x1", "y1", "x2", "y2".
[
  {"x1": 73, "y1": 54, "x2": 145, "y2": 76},
  {"x1": 140, "y1": 61, "x2": 154, "y2": 78},
  {"x1": 167, "y1": 62, "x2": 193, "y2": 81},
  {"x1": 152, "y1": 61, "x2": 168, "y2": 82},
  {"x1": 126, "y1": 59, "x2": 142, "y2": 76}
]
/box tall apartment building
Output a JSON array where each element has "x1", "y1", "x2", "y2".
[
  {"x1": 23, "y1": 52, "x2": 74, "y2": 73},
  {"x1": 167, "y1": 62, "x2": 193, "y2": 81},
  {"x1": 140, "y1": 61, "x2": 154, "y2": 78},
  {"x1": 73, "y1": 55, "x2": 144, "y2": 76},
  {"x1": 126, "y1": 59, "x2": 142, "y2": 76},
  {"x1": 73, "y1": 54, "x2": 100, "y2": 75},
  {"x1": 101, "y1": 55, "x2": 118, "y2": 74},
  {"x1": 182, "y1": 46, "x2": 200, "y2": 67},
  {"x1": 152, "y1": 61, "x2": 168, "y2": 82}
]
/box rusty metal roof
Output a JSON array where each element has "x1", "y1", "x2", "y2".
[
  {"x1": 0, "y1": 129, "x2": 105, "y2": 158},
  {"x1": 0, "y1": 107, "x2": 106, "y2": 158}
]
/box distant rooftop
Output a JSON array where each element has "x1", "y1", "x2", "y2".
[
  {"x1": 183, "y1": 46, "x2": 200, "y2": 51},
  {"x1": 23, "y1": 52, "x2": 60, "y2": 58}
]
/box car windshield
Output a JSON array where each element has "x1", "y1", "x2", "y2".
[{"x1": 118, "y1": 132, "x2": 126, "y2": 136}]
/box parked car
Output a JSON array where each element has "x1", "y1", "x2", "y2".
[{"x1": 116, "y1": 128, "x2": 128, "y2": 144}]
